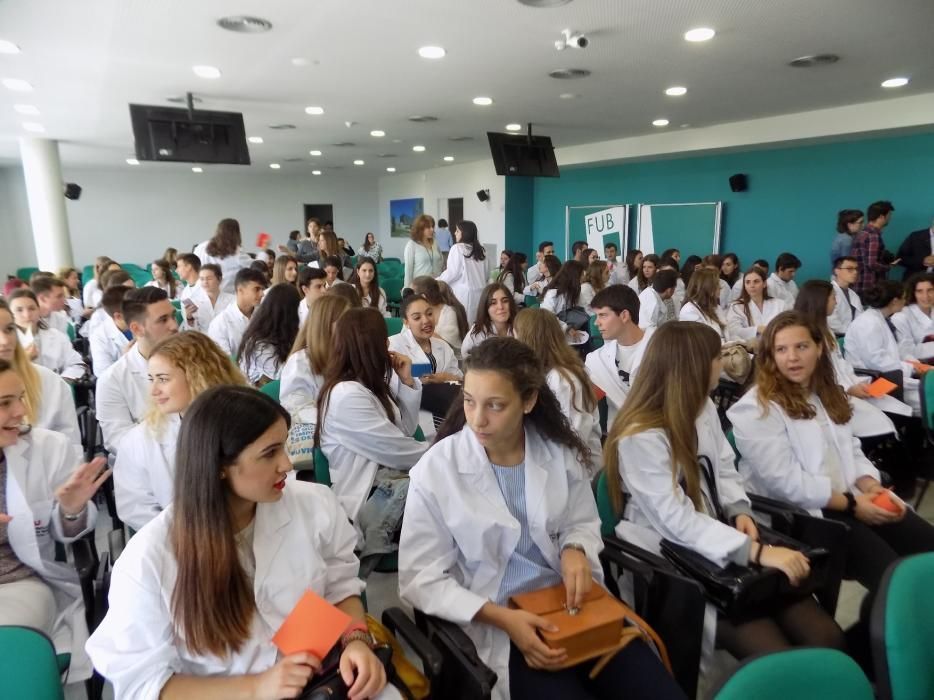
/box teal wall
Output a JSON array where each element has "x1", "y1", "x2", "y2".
[
  {"x1": 529, "y1": 131, "x2": 934, "y2": 283},
  {"x1": 504, "y1": 175, "x2": 534, "y2": 255}
]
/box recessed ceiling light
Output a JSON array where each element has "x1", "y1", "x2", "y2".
[
  {"x1": 517, "y1": 0, "x2": 573, "y2": 6},
  {"x1": 14, "y1": 104, "x2": 39, "y2": 115},
  {"x1": 443, "y1": 155, "x2": 455, "y2": 162},
  {"x1": 268, "y1": 123, "x2": 296, "y2": 130},
  {"x1": 312, "y1": 170, "x2": 322, "y2": 175},
  {"x1": 665, "y1": 86, "x2": 687, "y2": 96},
  {"x1": 370, "y1": 130, "x2": 386, "y2": 137},
  {"x1": 2, "y1": 78, "x2": 33, "y2": 92},
  {"x1": 505, "y1": 123, "x2": 523, "y2": 131},
  {"x1": 472, "y1": 96, "x2": 494, "y2": 106},
  {"x1": 126, "y1": 158, "x2": 139, "y2": 165},
  {"x1": 559, "y1": 92, "x2": 580, "y2": 99},
  {"x1": 309, "y1": 150, "x2": 322, "y2": 156},
  {"x1": 652, "y1": 119, "x2": 670, "y2": 127},
  {"x1": 353, "y1": 159, "x2": 365, "y2": 166},
  {"x1": 291, "y1": 57, "x2": 310, "y2": 67},
  {"x1": 216, "y1": 16, "x2": 273, "y2": 33},
  {"x1": 248, "y1": 136, "x2": 264, "y2": 144},
  {"x1": 192, "y1": 167, "x2": 203, "y2": 173},
  {"x1": 684, "y1": 27, "x2": 715, "y2": 42},
  {"x1": 548, "y1": 68, "x2": 591, "y2": 80},
  {"x1": 386, "y1": 167, "x2": 397, "y2": 173},
  {"x1": 192, "y1": 65, "x2": 222, "y2": 79},
  {"x1": 788, "y1": 54, "x2": 840, "y2": 68},
  {"x1": 269, "y1": 163, "x2": 281, "y2": 169},
  {"x1": 418, "y1": 46, "x2": 446, "y2": 59},
  {"x1": 305, "y1": 106, "x2": 324, "y2": 115},
  {"x1": 0, "y1": 40, "x2": 21, "y2": 55},
  {"x1": 881, "y1": 77, "x2": 909, "y2": 88},
  {"x1": 412, "y1": 145, "x2": 426, "y2": 152},
  {"x1": 22, "y1": 122, "x2": 44, "y2": 133}
]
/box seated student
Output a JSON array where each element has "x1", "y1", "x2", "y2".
[
  {"x1": 582, "y1": 260, "x2": 609, "y2": 310},
  {"x1": 523, "y1": 254, "x2": 560, "y2": 299},
  {"x1": 679, "y1": 268, "x2": 729, "y2": 341},
  {"x1": 0, "y1": 300, "x2": 80, "y2": 445},
  {"x1": 88, "y1": 386, "x2": 395, "y2": 700},
  {"x1": 281, "y1": 296, "x2": 352, "y2": 420},
  {"x1": 627, "y1": 253, "x2": 659, "y2": 294},
  {"x1": 891, "y1": 272, "x2": 934, "y2": 361},
  {"x1": 82, "y1": 268, "x2": 137, "y2": 342},
  {"x1": 174, "y1": 253, "x2": 202, "y2": 304},
  {"x1": 191, "y1": 263, "x2": 234, "y2": 332},
  {"x1": 617, "y1": 249, "x2": 643, "y2": 288},
  {"x1": 605, "y1": 321, "x2": 845, "y2": 662},
  {"x1": 89, "y1": 286, "x2": 131, "y2": 376},
  {"x1": 541, "y1": 260, "x2": 589, "y2": 324},
  {"x1": 638, "y1": 269, "x2": 678, "y2": 330},
  {"x1": 657, "y1": 256, "x2": 684, "y2": 311},
  {"x1": 321, "y1": 255, "x2": 347, "y2": 289},
  {"x1": 844, "y1": 280, "x2": 922, "y2": 414},
  {"x1": 31, "y1": 276, "x2": 72, "y2": 336},
  {"x1": 726, "y1": 267, "x2": 788, "y2": 341},
  {"x1": 700, "y1": 255, "x2": 733, "y2": 309},
  {"x1": 328, "y1": 282, "x2": 363, "y2": 308},
  {"x1": 297, "y1": 265, "x2": 328, "y2": 327},
  {"x1": 350, "y1": 258, "x2": 389, "y2": 318},
  {"x1": 728, "y1": 311, "x2": 934, "y2": 660},
  {"x1": 82, "y1": 255, "x2": 114, "y2": 310},
  {"x1": 237, "y1": 283, "x2": 302, "y2": 387},
  {"x1": 497, "y1": 252, "x2": 528, "y2": 305},
  {"x1": 720, "y1": 253, "x2": 741, "y2": 291},
  {"x1": 270, "y1": 254, "x2": 298, "y2": 290},
  {"x1": 115, "y1": 332, "x2": 247, "y2": 532},
  {"x1": 208, "y1": 267, "x2": 267, "y2": 358},
  {"x1": 58, "y1": 266, "x2": 88, "y2": 323},
  {"x1": 145, "y1": 259, "x2": 179, "y2": 300},
  {"x1": 525, "y1": 241, "x2": 554, "y2": 287},
  {"x1": 410, "y1": 276, "x2": 469, "y2": 353},
  {"x1": 766, "y1": 252, "x2": 801, "y2": 307},
  {"x1": 461, "y1": 283, "x2": 517, "y2": 359},
  {"x1": 399, "y1": 338, "x2": 685, "y2": 700},
  {"x1": 514, "y1": 308, "x2": 602, "y2": 474},
  {"x1": 315, "y1": 308, "x2": 429, "y2": 556},
  {"x1": 388, "y1": 294, "x2": 462, "y2": 384},
  {"x1": 8, "y1": 289, "x2": 86, "y2": 380},
  {"x1": 586, "y1": 285, "x2": 654, "y2": 427},
  {"x1": 96, "y1": 288, "x2": 179, "y2": 454},
  {"x1": 0, "y1": 359, "x2": 111, "y2": 685},
  {"x1": 828, "y1": 256, "x2": 863, "y2": 336}
]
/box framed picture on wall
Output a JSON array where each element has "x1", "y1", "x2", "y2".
[{"x1": 390, "y1": 197, "x2": 424, "y2": 238}]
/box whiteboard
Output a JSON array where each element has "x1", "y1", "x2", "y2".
[{"x1": 636, "y1": 202, "x2": 722, "y2": 256}]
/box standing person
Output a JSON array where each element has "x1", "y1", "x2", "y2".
[
  {"x1": 461, "y1": 284, "x2": 518, "y2": 359},
  {"x1": 7, "y1": 289, "x2": 86, "y2": 380},
  {"x1": 604, "y1": 242, "x2": 621, "y2": 282},
  {"x1": 359, "y1": 232, "x2": 384, "y2": 263},
  {"x1": 145, "y1": 259, "x2": 178, "y2": 300},
  {"x1": 237, "y1": 284, "x2": 302, "y2": 387},
  {"x1": 829, "y1": 256, "x2": 863, "y2": 336},
  {"x1": 404, "y1": 215, "x2": 442, "y2": 289},
  {"x1": 896, "y1": 215, "x2": 934, "y2": 280},
  {"x1": 766, "y1": 253, "x2": 802, "y2": 307},
  {"x1": 438, "y1": 220, "x2": 488, "y2": 325},
  {"x1": 526, "y1": 241, "x2": 555, "y2": 287},
  {"x1": 296, "y1": 217, "x2": 322, "y2": 263},
  {"x1": 831, "y1": 209, "x2": 864, "y2": 270},
  {"x1": 399, "y1": 337, "x2": 685, "y2": 700},
  {"x1": 208, "y1": 268, "x2": 267, "y2": 358},
  {"x1": 726, "y1": 268, "x2": 787, "y2": 341},
  {"x1": 351, "y1": 259, "x2": 389, "y2": 317},
  {"x1": 435, "y1": 218, "x2": 454, "y2": 269},
  {"x1": 851, "y1": 201, "x2": 898, "y2": 298},
  {"x1": 31, "y1": 276, "x2": 72, "y2": 336},
  {"x1": 193, "y1": 218, "x2": 253, "y2": 295},
  {"x1": 88, "y1": 386, "x2": 395, "y2": 700}
]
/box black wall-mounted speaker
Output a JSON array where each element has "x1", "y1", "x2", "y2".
[
  {"x1": 64, "y1": 183, "x2": 82, "y2": 200},
  {"x1": 729, "y1": 174, "x2": 748, "y2": 192},
  {"x1": 476, "y1": 189, "x2": 490, "y2": 202}
]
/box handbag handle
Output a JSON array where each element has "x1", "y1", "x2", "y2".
[{"x1": 696, "y1": 455, "x2": 727, "y2": 523}]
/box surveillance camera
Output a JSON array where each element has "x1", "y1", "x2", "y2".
[{"x1": 558, "y1": 29, "x2": 589, "y2": 50}]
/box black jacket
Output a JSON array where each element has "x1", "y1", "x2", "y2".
[{"x1": 897, "y1": 228, "x2": 933, "y2": 279}]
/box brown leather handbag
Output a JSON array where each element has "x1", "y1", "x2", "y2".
[{"x1": 510, "y1": 582, "x2": 672, "y2": 677}]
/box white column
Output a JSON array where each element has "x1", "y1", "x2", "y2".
[{"x1": 18, "y1": 137, "x2": 74, "y2": 270}]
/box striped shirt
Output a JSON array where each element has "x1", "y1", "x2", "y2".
[{"x1": 491, "y1": 462, "x2": 562, "y2": 605}]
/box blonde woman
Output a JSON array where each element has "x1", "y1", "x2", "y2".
[
  {"x1": 271, "y1": 254, "x2": 300, "y2": 290},
  {"x1": 403, "y1": 214, "x2": 442, "y2": 288},
  {"x1": 514, "y1": 308, "x2": 602, "y2": 474},
  {"x1": 113, "y1": 331, "x2": 247, "y2": 531}
]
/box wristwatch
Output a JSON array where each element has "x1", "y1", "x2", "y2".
[
  {"x1": 62, "y1": 505, "x2": 87, "y2": 522},
  {"x1": 844, "y1": 492, "x2": 857, "y2": 516},
  {"x1": 561, "y1": 542, "x2": 586, "y2": 555}
]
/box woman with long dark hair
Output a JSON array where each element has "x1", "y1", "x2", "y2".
[
  {"x1": 541, "y1": 260, "x2": 586, "y2": 316},
  {"x1": 146, "y1": 259, "x2": 178, "y2": 300},
  {"x1": 88, "y1": 385, "x2": 393, "y2": 699},
  {"x1": 461, "y1": 283, "x2": 517, "y2": 358},
  {"x1": 725, "y1": 267, "x2": 786, "y2": 341},
  {"x1": 622, "y1": 249, "x2": 643, "y2": 286},
  {"x1": 628, "y1": 254, "x2": 659, "y2": 294},
  {"x1": 438, "y1": 220, "x2": 488, "y2": 325},
  {"x1": 411, "y1": 276, "x2": 469, "y2": 353},
  {"x1": 497, "y1": 252, "x2": 527, "y2": 305},
  {"x1": 720, "y1": 253, "x2": 741, "y2": 288},
  {"x1": 359, "y1": 232, "x2": 384, "y2": 263},
  {"x1": 237, "y1": 283, "x2": 302, "y2": 386},
  {"x1": 194, "y1": 218, "x2": 253, "y2": 294},
  {"x1": 350, "y1": 258, "x2": 389, "y2": 317}
]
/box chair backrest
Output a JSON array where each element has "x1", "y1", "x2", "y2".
[
  {"x1": 594, "y1": 471, "x2": 619, "y2": 537},
  {"x1": 589, "y1": 315, "x2": 603, "y2": 349},
  {"x1": 714, "y1": 648, "x2": 873, "y2": 700},
  {"x1": 920, "y1": 371, "x2": 934, "y2": 434},
  {"x1": 523, "y1": 294, "x2": 540, "y2": 309},
  {"x1": 872, "y1": 552, "x2": 934, "y2": 700},
  {"x1": 0, "y1": 626, "x2": 67, "y2": 700},
  {"x1": 259, "y1": 379, "x2": 281, "y2": 402},
  {"x1": 383, "y1": 277, "x2": 404, "y2": 304},
  {"x1": 385, "y1": 317, "x2": 403, "y2": 336},
  {"x1": 16, "y1": 266, "x2": 39, "y2": 282},
  {"x1": 313, "y1": 447, "x2": 332, "y2": 487}
]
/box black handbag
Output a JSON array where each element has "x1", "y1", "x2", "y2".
[
  {"x1": 659, "y1": 456, "x2": 832, "y2": 622},
  {"x1": 299, "y1": 644, "x2": 396, "y2": 700}
]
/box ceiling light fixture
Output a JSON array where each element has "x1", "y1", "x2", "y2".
[
  {"x1": 418, "y1": 46, "x2": 446, "y2": 59},
  {"x1": 14, "y1": 104, "x2": 39, "y2": 115},
  {"x1": 353, "y1": 159, "x2": 365, "y2": 166},
  {"x1": 216, "y1": 16, "x2": 273, "y2": 33},
  {"x1": 665, "y1": 86, "x2": 687, "y2": 96},
  {"x1": 192, "y1": 65, "x2": 222, "y2": 79},
  {"x1": 370, "y1": 130, "x2": 386, "y2": 137},
  {"x1": 192, "y1": 167, "x2": 203, "y2": 173},
  {"x1": 126, "y1": 158, "x2": 140, "y2": 165},
  {"x1": 2, "y1": 78, "x2": 33, "y2": 92},
  {"x1": 548, "y1": 68, "x2": 591, "y2": 79},
  {"x1": 309, "y1": 150, "x2": 322, "y2": 156},
  {"x1": 412, "y1": 145, "x2": 426, "y2": 152},
  {"x1": 505, "y1": 123, "x2": 522, "y2": 131},
  {"x1": 312, "y1": 170, "x2": 322, "y2": 175},
  {"x1": 248, "y1": 136, "x2": 264, "y2": 144},
  {"x1": 291, "y1": 57, "x2": 310, "y2": 67},
  {"x1": 684, "y1": 27, "x2": 715, "y2": 42},
  {"x1": 559, "y1": 92, "x2": 580, "y2": 99},
  {"x1": 517, "y1": 0, "x2": 573, "y2": 6},
  {"x1": 21, "y1": 122, "x2": 44, "y2": 133},
  {"x1": 881, "y1": 77, "x2": 909, "y2": 88},
  {"x1": 788, "y1": 54, "x2": 840, "y2": 68},
  {"x1": 443, "y1": 155, "x2": 455, "y2": 162},
  {"x1": 472, "y1": 96, "x2": 494, "y2": 106},
  {"x1": 305, "y1": 106, "x2": 324, "y2": 115},
  {"x1": 386, "y1": 167, "x2": 397, "y2": 173},
  {"x1": 269, "y1": 163, "x2": 281, "y2": 169},
  {"x1": 652, "y1": 119, "x2": 670, "y2": 127},
  {"x1": 0, "y1": 40, "x2": 21, "y2": 55}
]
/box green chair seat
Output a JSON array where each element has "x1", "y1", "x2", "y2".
[
  {"x1": 383, "y1": 277, "x2": 405, "y2": 310},
  {"x1": 0, "y1": 626, "x2": 67, "y2": 699},
  {"x1": 16, "y1": 267, "x2": 39, "y2": 282},
  {"x1": 523, "y1": 294, "x2": 540, "y2": 309},
  {"x1": 589, "y1": 315, "x2": 603, "y2": 349},
  {"x1": 259, "y1": 379, "x2": 281, "y2": 402},
  {"x1": 385, "y1": 317, "x2": 403, "y2": 337},
  {"x1": 594, "y1": 470, "x2": 618, "y2": 537}
]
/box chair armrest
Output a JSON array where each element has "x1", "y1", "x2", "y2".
[
  {"x1": 381, "y1": 608, "x2": 443, "y2": 679},
  {"x1": 748, "y1": 494, "x2": 804, "y2": 533},
  {"x1": 108, "y1": 527, "x2": 126, "y2": 562},
  {"x1": 853, "y1": 368, "x2": 882, "y2": 379},
  {"x1": 413, "y1": 609, "x2": 498, "y2": 699},
  {"x1": 72, "y1": 536, "x2": 98, "y2": 629}
]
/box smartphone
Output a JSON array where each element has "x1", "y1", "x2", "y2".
[{"x1": 411, "y1": 363, "x2": 433, "y2": 378}]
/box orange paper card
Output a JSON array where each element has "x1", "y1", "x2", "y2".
[
  {"x1": 272, "y1": 589, "x2": 352, "y2": 658},
  {"x1": 592, "y1": 384, "x2": 607, "y2": 401},
  {"x1": 910, "y1": 361, "x2": 933, "y2": 373},
  {"x1": 866, "y1": 377, "x2": 898, "y2": 398},
  {"x1": 256, "y1": 232, "x2": 271, "y2": 248}
]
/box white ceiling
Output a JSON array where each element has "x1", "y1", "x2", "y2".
[{"x1": 0, "y1": 0, "x2": 932, "y2": 174}]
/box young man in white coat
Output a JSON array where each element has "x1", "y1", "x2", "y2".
[
  {"x1": 208, "y1": 267, "x2": 266, "y2": 357},
  {"x1": 89, "y1": 286, "x2": 131, "y2": 376},
  {"x1": 0, "y1": 359, "x2": 112, "y2": 683},
  {"x1": 190, "y1": 263, "x2": 233, "y2": 332},
  {"x1": 766, "y1": 252, "x2": 801, "y2": 307},
  {"x1": 828, "y1": 256, "x2": 863, "y2": 336},
  {"x1": 95, "y1": 287, "x2": 178, "y2": 454},
  {"x1": 586, "y1": 285, "x2": 654, "y2": 428},
  {"x1": 637, "y1": 269, "x2": 678, "y2": 330},
  {"x1": 31, "y1": 276, "x2": 72, "y2": 336}
]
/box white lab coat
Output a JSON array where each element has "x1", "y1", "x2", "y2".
[
  {"x1": 725, "y1": 298, "x2": 788, "y2": 341},
  {"x1": 318, "y1": 376, "x2": 428, "y2": 521},
  {"x1": 388, "y1": 328, "x2": 462, "y2": 378},
  {"x1": 44, "y1": 310, "x2": 71, "y2": 336},
  {"x1": 279, "y1": 352, "x2": 323, "y2": 424},
  {"x1": 829, "y1": 346, "x2": 901, "y2": 437},
  {"x1": 398, "y1": 426, "x2": 604, "y2": 700},
  {"x1": 718, "y1": 279, "x2": 731, "y2": 310},
  {"x1": 460, "y1": 326, "x2": 513, "y2": 359},
  {"x1": 208, "y1": 302, "x2": 250, "y2": 357},
  {"x1": 89, "y1": 314, "x2": 130, "y2": 376},
  {"x1": 766, "y1": 273, "x2": 798, "y2": 307},
  {"x1": 85, "y1": 483, "x2": 398, "y2": 700},
  {"x1": 18, "y1": 327, "x2": 86, "y2": 380},
  {"x1": 144, "y1": 279, "x2": 179, "y2": 300},
  {"x1": 239, "y1": 343, "x2": 284, "y2": 385},
  {"x1": 33, "y1": 364, "x2": 81, "y2": 448},
  {"x1": 728, "y1": 387, "x2": 880, "y2": 516},
  {"x1": 891, "y1": 304, "x2": 934, "y2": 361},
  {"x1": 679, "y1": 302, "x2": 727, "y2": 342},
  {"x1": 192, "y1": 291, "x2": 234, "y2": 333},
  {"x1": 113, "y1": 415, "x2": 179, "y2": 532},
  {"x1": 438, "y1": 243, "x2": 488, "y2": 325},
  {"x1": 361, "y1": 287, "x2": 390, "y2": 317},
  {"x1": 546, "y1": 368, "x2": 602, "y2": 475},
  {"x1": 434, "y1": 304, "x2": 463, "y2": 353},
  {"x1": 497, "y1": 272, "x2": 525, "y2": 305},
  {"x1": 95, "y1": 344, "x2": 151, "y2": 453},
  {"x1": 578, "y1": 283, "x2": 597, "y2": 314},
  {"x1": 82, "y1": 279, "x2": 102, "y2": 309},
  {"x1": 584, "y1": 331, "x2": 653, "y2": 428},
  {"x1": 3, "y1": 428, "x2": 98, "y2": 681},
  {"x1": 192, "y1": 241, "x2": 252, "y2": 295},
  {"x1": 637, "y1": 287, "x2": 666, "y2": 330},
  {"x1": 844, "y1": 308, "x2": 920, "y2": 414},
  {"x1": 828, "y1": 280, "x2": 863, "y2": 336},
  {"x1": 729, "y1": 277, "x2": 744, "y2": 303}
]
